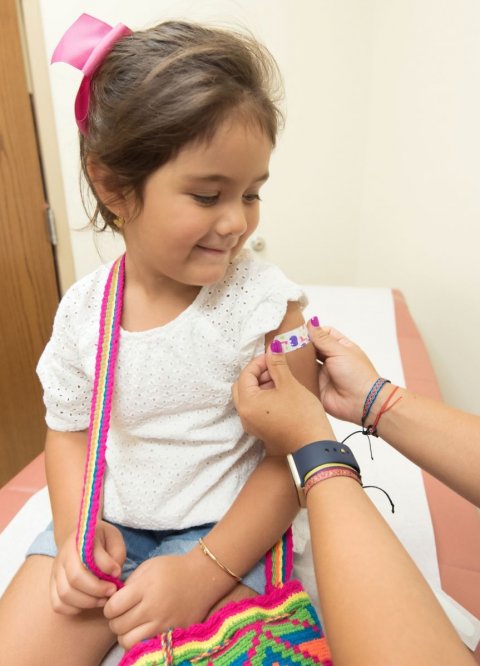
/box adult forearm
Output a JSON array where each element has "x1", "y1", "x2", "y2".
[
  {"x1": 372, "y1": 387, "x2": 480, "y2": 506},
  {"x1": 45, "y1": 428, "x2": 88, "y2": 546},
  {"x1": 307, "y1": 476, "x2": 475, "y2": 666}
]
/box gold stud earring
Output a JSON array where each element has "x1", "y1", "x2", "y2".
[{"x1": 113, "y1": 216, "x2": 125, "y2": 229}]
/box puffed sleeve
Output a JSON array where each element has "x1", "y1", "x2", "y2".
[
  {"x1": 36, "y1": 276, "x2": 98, "y2": 431},
  {"x1": 238, "y1": 259, "x2": 307, "y2": 366}
]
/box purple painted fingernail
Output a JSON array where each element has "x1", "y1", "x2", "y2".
[
  {"x1": 310, "y1": 316, "x2": 320, "y2": 328},
  {"x1": 270, "y1": 340, "x2": 283, "y2": 353}
]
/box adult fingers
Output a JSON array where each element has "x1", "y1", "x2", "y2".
[
  {"x1": 258, "y1": 368, "x2": 272, "y2": 387},
  {"x1": 233, "y1": 354, "x2": 268, "y2": 405},
  {"x1": 307, "y1": 320, "x2": 355, "y2": 360},
  {"x1": 264, "y1": 345, "x2": 297, "y2": 389}
]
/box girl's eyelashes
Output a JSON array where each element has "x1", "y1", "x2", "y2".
[
  {"x1": 243, "y1": 193, "x2": 261, "y2": 203},
  {"x1": 190, "y1": 192, "x2": 262, "y2": 206},
  {"x1": 192, "y1": 193, "x2": 219, "y2": 205}
]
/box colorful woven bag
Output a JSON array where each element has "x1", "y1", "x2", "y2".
[{"x1": 78, "y1": 255, "x2": 333, "y2": 666}]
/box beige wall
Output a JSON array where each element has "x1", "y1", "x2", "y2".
[
  {"x1": 28, "y1": 0, "x2": 480, "y2": 414},
  {"x1": 355, "y1": 1, "x2": 480, "y2": 415}
]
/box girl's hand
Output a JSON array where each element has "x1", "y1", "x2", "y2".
[
  {"x1": 233, "y1": 348, "x2": 334, "y2": 454},
  {"x1": 50, "y1": 521, "x2": 125, "y2": 615},
  {"x1": 104, "y1": 549, "x2": 229, "y2": 650},
  {"x1": 308, "y1": 320, "x2": 379, "y2": 425}
]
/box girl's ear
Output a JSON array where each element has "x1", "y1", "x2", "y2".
[{"x1": 86, "y1": 156, "x2": 127, "y2": 216}]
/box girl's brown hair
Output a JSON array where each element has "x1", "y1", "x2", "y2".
[{"x1": 81, "y1": 21, "x2": 283, "y2": 231}]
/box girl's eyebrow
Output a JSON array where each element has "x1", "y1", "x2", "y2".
[{"x1": 183, "y1": 172, "x2": 270, "y2": 184}]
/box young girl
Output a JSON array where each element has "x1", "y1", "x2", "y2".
[{"x1": 0, "y1": 15, "x2": 318, "y2": 665}]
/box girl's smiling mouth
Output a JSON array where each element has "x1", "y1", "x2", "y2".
[{"x1": 196, "y1": 245, "x2": 231, "y2": 254}]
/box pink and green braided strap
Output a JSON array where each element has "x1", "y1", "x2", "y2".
[{"x1": 76, "y1": 255, "x2": 125, "y2": 588}]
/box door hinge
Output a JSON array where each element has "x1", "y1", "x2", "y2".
[{"x1": 45, "y1": 206, "x2": 58, "y2": 246}]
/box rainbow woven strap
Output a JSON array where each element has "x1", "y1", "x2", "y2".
[
  {"x1": 76, "y1": 255, "x2": 125, "y2": 587},
  {"x1": 119, "y1": 530, "x2": 331, "y2": 666},
  {"x1": 76, "y1": 256, "x2": 332, "y2": 666}
]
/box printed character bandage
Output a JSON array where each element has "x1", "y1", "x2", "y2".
[{"x1": 273, "y1": 324, "x2": 310, "y2": 353}]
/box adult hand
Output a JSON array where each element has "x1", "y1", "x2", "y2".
[
  {"x1": 232, "y1": 347, "x2": 334, "y2": 455},
  {"x1": 308, "y1": 320, "x2": 379, "y2": 425},
  {"x1": 50, "y1": 521, "x2": 125, "y2": 615},
  {"x1": 104, "y1": 551, "x2": 223, "y2": 650}
]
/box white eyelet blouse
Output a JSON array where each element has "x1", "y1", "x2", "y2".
[{"x1": 37, "y1": 250, "x2": 306, "y2": 529}]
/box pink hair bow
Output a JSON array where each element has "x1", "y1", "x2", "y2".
[{"x1": 51, "y1": 13, "x2": 132, "y2": 134}]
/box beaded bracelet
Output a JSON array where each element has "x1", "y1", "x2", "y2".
[
  {"x1": 304, "y1": 466, "x2": 362, "y2": 497},
  {"x1": 198, "y1": 538, "x2": 242, "y2": 583},
  {"x1": 361, "y1": 377, "x2": 391, "y2": 425}
]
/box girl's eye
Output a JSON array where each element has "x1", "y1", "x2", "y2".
[
  {"x1": 192, "y1": 194, "x2": 219, "y2": 205},
  {"x1": 243, "y1": 193, "x2": 262, "y2": 203}
]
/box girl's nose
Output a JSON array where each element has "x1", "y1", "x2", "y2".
[{"x1": 216, "y1": 204, "x2": 249, "y2": 237}]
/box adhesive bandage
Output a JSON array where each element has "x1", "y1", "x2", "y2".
[{"x1": 273, "y1": 324, "x2": 310, "y2": 353}]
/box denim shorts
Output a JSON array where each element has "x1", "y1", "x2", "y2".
[{"x1": 26, "y1": 521, "x2": 265, "y2": 594}]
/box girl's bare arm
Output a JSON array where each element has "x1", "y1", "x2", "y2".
[
  {"x1": 45, "y1": 428, "x2": 88, "y2": 547},
  {"x1": 197, "y1": 301, "x2": 315, "y2": 590}
]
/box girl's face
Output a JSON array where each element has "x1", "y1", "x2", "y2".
[{"x1": 121, "y1": 118, "x2": 272, "y2": 289}]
